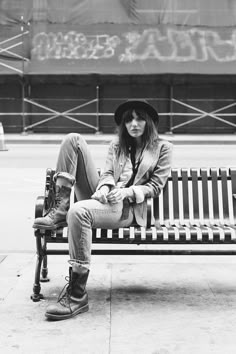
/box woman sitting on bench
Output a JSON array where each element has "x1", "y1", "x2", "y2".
[{"x1": 33, "y1": 99, "x2": 173, "y2": 321}]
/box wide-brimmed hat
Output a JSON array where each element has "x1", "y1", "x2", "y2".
[{"x1": 114, "y1": 99, "x2": 159, "y2": 125}]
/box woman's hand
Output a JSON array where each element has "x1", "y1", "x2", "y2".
[
  {"x1": 106, "y1": 188, "x2": 127, "y2": 204},
  {"x1": 91, "y1": 185, "x2": 110, "y2": 204}
]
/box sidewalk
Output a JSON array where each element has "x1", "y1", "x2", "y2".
[
  {"x1": 1, "y1": 252, "x2": 236, "y2": 354},
  {"x1": 4, "y1": 132, "x2": 236, "y2": 145}
]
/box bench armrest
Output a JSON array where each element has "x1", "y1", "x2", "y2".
[{"x1": 35, "y1": 196, "x2": 45, "y2": 218}]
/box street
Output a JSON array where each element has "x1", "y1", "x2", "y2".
[
  {"x1": 1, "y1": 142, "x2": 236, "y2": 252},
  {"x1": 1, "y1": 142, "x2": 236, "y2": 169}
]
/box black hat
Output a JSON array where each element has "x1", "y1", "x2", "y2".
[{"x1": 114, "y1": 99, "x2": 159, "y2": 125}]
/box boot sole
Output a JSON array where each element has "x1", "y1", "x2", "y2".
[
  {"x1": 32, "y1": 221, "x2": 67, "y2": 230},
  {"x1": 45, "y1": 304, "x2": 89, "y2": 321}
]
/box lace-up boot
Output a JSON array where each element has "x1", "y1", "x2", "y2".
[
  {"x1": 45, "y1": 266, "x2": 89, "y2": 321},
  {"x1": 33, "y1": 185, "x2": 71, "y2": 230}
]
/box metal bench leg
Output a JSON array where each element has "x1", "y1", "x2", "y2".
[
  {"x1": 31, "y1": 232, "x2": 44, "y2": 302},
  {"x1": 41, "y1": 254, "x2": 49, "y2": 282}
]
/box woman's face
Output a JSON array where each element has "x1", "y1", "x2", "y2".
[{"x1": 124, "y1": 110, "x2": 146, "y2": 139}]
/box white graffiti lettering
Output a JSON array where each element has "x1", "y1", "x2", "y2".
[
  {"x1": 31, "y1": 28, "x2": 236, "y2": 62},
  {"x1": 32, "y1": 31, "x2": 121, "y2": 61}
]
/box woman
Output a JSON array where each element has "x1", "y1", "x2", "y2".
[{"x1": 33, "y1": 99, "x2": 173, "y2": 321}]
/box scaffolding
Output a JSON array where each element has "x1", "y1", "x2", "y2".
[{"x1": 1, "y1": 1, "x2": 236, "y2": 134}]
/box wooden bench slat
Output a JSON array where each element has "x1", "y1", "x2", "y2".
[
  {"x1": 191, "y1": 168, "x2": 200, "y2": 221},
  {"x1": 220, "y1": 168, "x2": 230, "y2": 223},
  {"x1": 181, "y1": 168, "x2": 190, "y2": 221},
  {"x1": 210, "y1": 168, "x2": 220, "y2": 222},
  {"x1": 163, "y1": 177, "x2": 170, "y2": 221},
  {"x1": 230, "y1": 168, "x2": 236, "y2": 225},
  {"x1": 201, "y1": 168, "x2": 210, "y2": 221},
  {"x1": 171, "y1": 169, "x2": 179, "y2": 221}
]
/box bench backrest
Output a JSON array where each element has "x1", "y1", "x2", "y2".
[
  {"x1": 153, "y1": 168, "x2": 236, "y2": 227},
  {"x1": 44, "y1": 167, "x2": 236, "y2": 228}
]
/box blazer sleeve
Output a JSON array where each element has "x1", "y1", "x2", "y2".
[
  {"x1": 133, "y1": 141, "x2": 173, "y2": 202},
  {"x1": 96, "y1": 140, "x2": 117, "y2": 191}
]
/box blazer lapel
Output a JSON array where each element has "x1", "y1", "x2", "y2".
[
  {"x1": 114, "y1": 154, "x2": 129, "y2": 182},
  {"x1": 134, "y1": 140, "x2": 163, "y2": 184},
  {"x1": 133, "y1": 150, "x2": 154, "y2": 184}
]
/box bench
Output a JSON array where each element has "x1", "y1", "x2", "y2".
[{"x1": 31, "y1": 167, "x2": 236, "y2": 301}]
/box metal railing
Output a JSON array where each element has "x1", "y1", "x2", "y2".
[
  {"x1": 1, "y1": 94, "x2": 236, "y2": 134},
  {"x1": 169, "y1": 98, "x2": 236, "y2": 132}
]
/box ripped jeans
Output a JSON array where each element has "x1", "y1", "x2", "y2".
[{"x1": 56, "y1": 133, "x2": 134, "y2": 267}]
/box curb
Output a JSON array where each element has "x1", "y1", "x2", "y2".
[
  {"x1": 5, "y1": 138, "x2": 112, "y2": 145},
  {"x1": 5, "y1": 139, "x2": 236, "y2": 146},
  {"x1": 4, "y1": 134, "x2": 236, "y2": 145}
]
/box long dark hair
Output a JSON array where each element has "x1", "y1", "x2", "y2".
[{"x1": 116, "y1": 108, "x2": 159, "y2": 157}]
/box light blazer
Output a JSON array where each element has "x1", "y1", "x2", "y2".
[{"x1": 96, "y1": 137, "x2": 173, "y2": 227}]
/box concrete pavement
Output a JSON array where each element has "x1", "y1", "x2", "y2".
[{"x1": 1, "y1": 252, "x2": 236, "y2": 353}]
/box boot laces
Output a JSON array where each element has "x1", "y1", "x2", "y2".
[
  {"x1": 46, "y1": 195, "x2": 62, "y2": 219},
  {"x1": 57, "y1": 276, "x2": 73, "y2": 311}
]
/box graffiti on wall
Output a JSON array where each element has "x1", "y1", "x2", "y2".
[{"x1": 31, "y1": 27, "x2": 236, "y2": 63}]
